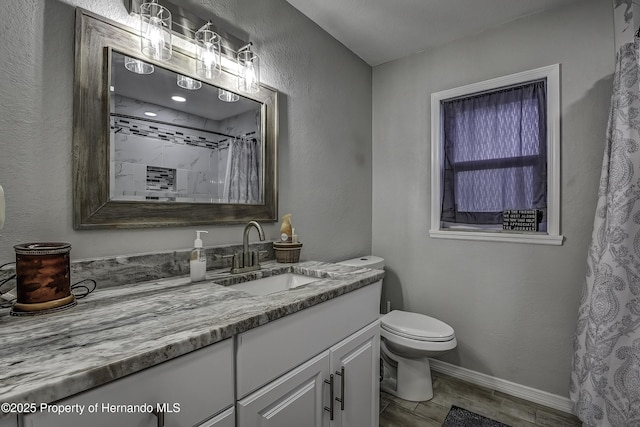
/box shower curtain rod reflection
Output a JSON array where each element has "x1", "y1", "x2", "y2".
[{"x1": 217, "y1": 131, "x2": 257, "y2": 145}]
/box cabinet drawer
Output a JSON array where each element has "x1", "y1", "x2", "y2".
[
  {"x1": 236, "y1": 281, "x2": 381, "y2": 398},
  {"x1": 23, "y1": 338, "x2": 234, "y2": 427}
]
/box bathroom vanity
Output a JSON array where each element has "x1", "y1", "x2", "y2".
[{"x1": 0, "y1": 260, "x2": 383, "y2": 427}]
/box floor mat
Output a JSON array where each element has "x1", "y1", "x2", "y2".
[{"x1": 441, "y1": 405, "x2": 510, "y2": 427}]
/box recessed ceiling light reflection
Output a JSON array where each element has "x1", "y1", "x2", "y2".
[
  {"x1": 144, "y1": 111, "x2": 157, "y2": 117},
  {"x1": 171, "y1": 95, "x2": 186, "y2": 102}
]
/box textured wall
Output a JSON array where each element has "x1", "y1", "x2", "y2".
[
  {"x1": 0, "y1": 0, "x2": 372, "y2": 263},
  {"x1": 372, "y1": 0, "x2": 614, "y2": 396}
]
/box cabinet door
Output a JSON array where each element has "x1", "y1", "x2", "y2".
[
  {"x1": 330, "y1": 321, "x2": 380, "y2": 427},
  {"x1": 0, "y1": 415, "x2": 17, "y2": 427},
  {"x1": 237, "y1": 350, "x2": 331, "y2": 427},
  {"x1": 200, "y1": 407, "x2": 235, "y2": 427}
]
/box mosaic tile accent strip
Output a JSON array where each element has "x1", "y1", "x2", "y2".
[{"x1": 111, "y1": 115, "x2": 228, "y2": 150}]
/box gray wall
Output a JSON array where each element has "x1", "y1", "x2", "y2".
[
  {"x1": 0, "y1": 0, "x2": 372, "y2": 262},
  {"x1": 372, "y1": 0, "x2": 614, "y2": 396}
]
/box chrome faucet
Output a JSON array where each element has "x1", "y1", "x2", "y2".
[{"x1": 231, "y1": 220, "x2": 265, "y2": 273}]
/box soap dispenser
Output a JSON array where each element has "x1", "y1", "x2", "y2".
[{"x1": 190, "y1": 230, "x2": 209, "y2": 282}]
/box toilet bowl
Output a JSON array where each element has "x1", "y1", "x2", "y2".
[
  {"x1": 337, "y1": 256, "x2": 457, "y2": 402},
  {"x1": 379, "y1": 310, "x2": 456, "y2": 401}
]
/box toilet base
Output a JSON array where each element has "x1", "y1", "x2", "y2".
[{"x1": 380, "y1": 340, "x2": 434, "y2": 402}]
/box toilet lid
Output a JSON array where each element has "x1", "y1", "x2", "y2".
[
  {"x1": 380, "y1": 310, "x2": 455, "y2": 342},
  {"x1": 337, "y1": 256, "x2": 385, "y2": 270}
]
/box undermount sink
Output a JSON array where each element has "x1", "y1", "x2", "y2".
[{"x1": 229, "y1": 273, "x2": 319, "y2": 296}]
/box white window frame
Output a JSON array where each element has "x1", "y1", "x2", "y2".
[{"x1": 429, "y1": 64, "x2": 563, "y2": 245}]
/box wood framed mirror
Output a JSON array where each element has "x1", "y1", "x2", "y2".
[{"x1": 73, "y1": 9, "x2": 278, "y2": 229}]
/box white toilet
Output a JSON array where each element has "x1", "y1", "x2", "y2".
[{"x1": 337, "y1": 256, "x2": 457, "y2": 402}]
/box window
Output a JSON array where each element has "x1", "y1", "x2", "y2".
[{"x1": 430, "y1": 65, "x2": 563, "y2": 245}]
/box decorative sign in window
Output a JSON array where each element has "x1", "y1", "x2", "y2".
[{"x1": 502, "y1": 210, "x2": 539, "y2": 232}]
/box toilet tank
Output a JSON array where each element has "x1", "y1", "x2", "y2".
[{"x1": 337, "y1": 255, "x2": 385, "y2": 270}]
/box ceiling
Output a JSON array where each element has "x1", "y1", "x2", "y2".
[
  {"x1": 111, "y1": 51, "x2": 259, "y2": 122},
  {"x1": 285, "y1": 0, "x2": 581, "y2": 66}
]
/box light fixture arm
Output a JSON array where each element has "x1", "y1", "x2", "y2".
[
  {"x1": 198, "y1": 21, "x2": 213, "y2": 33},
  {"x1": 238, "y1": 42, "x2": 253, "y2": 54}
]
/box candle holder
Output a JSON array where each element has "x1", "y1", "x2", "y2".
[{"x1": 11, "y1": 243, "x2": 76, "y2": 316}]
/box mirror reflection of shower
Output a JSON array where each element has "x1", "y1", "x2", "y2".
[{"x1": 108, "y1": 50, "x2": 263, "y2": 204}]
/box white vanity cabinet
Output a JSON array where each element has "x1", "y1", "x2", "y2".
[
  {"x1": 12, "y1": 278, "x2": 382, "y2": 427},
  {"x1": 21, "y1": 338, "x2": 235, "y2": 427},
  {"x1": 236, "y1": 282, "x2": 382, "y2": 427}
]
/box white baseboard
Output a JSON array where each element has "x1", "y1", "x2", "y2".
[{"x1": 429, "y1": 359, "x2": 574, "y2": 414}]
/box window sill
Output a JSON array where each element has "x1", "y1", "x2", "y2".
[{"x1": 429, "y1": 229, "x2": 564, "y2": 245}]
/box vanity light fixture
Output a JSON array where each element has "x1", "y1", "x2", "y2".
[
  {"x1": 124, "y1": 56, "x2": 154, "y2": 74},
  {"x1": 140, "y1": 0, "x2": 172, "y2": 61},
  {"x1": 237, "y1": 43, "x2": 260, "y2": 93},
  {"x1": 195, "y1": 22, "x2": 221, "y2": 79},
  {"x1": 218, "y1": 88, "x2": 239, "y2": 102},
  {"x1": 129, "y1": 1, "x2": 262, "y2": 91},
  {"x1": 171, "y1": 95, "x2": 186, "y2": 102},
  {"x1": 177, "y1": 75, "x2": 202, "y2": 90}
]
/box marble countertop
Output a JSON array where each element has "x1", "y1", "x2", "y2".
[{"x1": 0, "y1": 261, "x2": 383, "y2": 410}]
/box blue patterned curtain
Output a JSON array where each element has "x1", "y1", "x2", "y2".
[
  {"x1": 441, "y1": 81, "x2": 547, "y2": 225},
  {"x1": 570, "y1": 40, "x2": 640, "y2": 426}
]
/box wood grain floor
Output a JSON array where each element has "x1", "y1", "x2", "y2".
[{"x1": 379, "y1": 371, "x2": 582, "y2": 427}]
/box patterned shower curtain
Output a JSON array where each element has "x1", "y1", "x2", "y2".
[
  {"x1": 225, "y1": 138, "x2": 261, "y2": 204},
  {"x1": 570, "y1": 40, "x2": 640, "y2": 426}
]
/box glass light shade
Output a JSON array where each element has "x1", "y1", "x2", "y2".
[
  {"x1": 140, "y1": 1, "x2": 172, "y2": 61},
  {"x1": 195, "y1": 26, "x2": 221, "y2": 79},
  {"x1": 237, "y1": 49, "x2": 260, "y2": 93},
  {"x1": 124, "y1": 56, "x2": 154, "y2": 74},
  {"x1": 218, "y1": 88, "x2": 239, "y2": 102},
  {"x1": 177, "y1": 75, "x2": 202, "y2": 90}
]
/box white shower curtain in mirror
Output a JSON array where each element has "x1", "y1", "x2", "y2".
[
  {"x1": 224, "y1": 138, "x2": 261, "y2": 204},
  {"x1": 570, "y1": 40, "x2": 640, "y2": 427}
]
